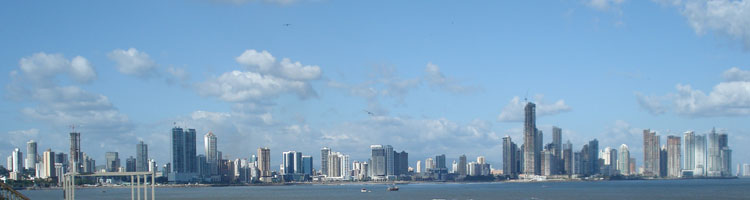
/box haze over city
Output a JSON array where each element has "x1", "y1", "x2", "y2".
[{"x1": 2, "y1": 0, "x2": 750, "y2": 172}]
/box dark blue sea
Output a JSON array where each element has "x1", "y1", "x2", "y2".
[{"x1": 20, "y1": 178, "x2": 750, "y2": 200}]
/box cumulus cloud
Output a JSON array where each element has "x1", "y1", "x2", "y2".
[
  {"x1": 166, "y1": 66, "x2": 191, "y2": 87},
  {"x1": 198, "y1": 49, "x2": 321, "y2": 106},
  {"x1": 6, "y1": 52, "x2": 133, "y2": 135},
  {"x1": 497, "y1": 95, "x2": 572, "y2": 122},
  {"x1": 108, "y1": 48, "x2": 157, "y2": 78},
  {"x1": 636, "y1": 67, "x2": 750, "y2": 117},
  {"x1": 14, "y1": 52, "x2": 96, "y2": 86},
  {"x1": 235, "y1": 49, "x2": 321, "y2": 81},
  {"x1": 197, "y1": 70, "x2": 316, "y2": 102},
  {"x1": 5, "y1": 129, "x2": 40, "y2": 148},
  {"x1": 656, "y1": 0, "x2": 750, "y2": 49},
  {"x1": 424, "y1": 62, "x2": 479, "y2": 94},
  {"x1": 327, "y1": 65, "x2": 420, "y2": 115}
]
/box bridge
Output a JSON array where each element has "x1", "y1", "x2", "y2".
[
  {"x1": 0, "y1": 182, "x2": 30, "y2": 200},
  {"x1": 63, "y1": 171, "x2": 156, "y2": 200}
]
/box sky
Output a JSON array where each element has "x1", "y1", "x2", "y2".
[{"x1": 1, "y1": 0, "x2": 749, "y2": 171}]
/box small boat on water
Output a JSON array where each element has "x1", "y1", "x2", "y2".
[
  {"x1": 387, "y1": 186, "x2": 399, "y2": 191},
  {"x1": 361, "y1": 188, "x2": 368, "y2": 193}
]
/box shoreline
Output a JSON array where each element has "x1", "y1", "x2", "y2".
[{"x1": 20, "y1": 176, "x2": 743, "y2": 191}]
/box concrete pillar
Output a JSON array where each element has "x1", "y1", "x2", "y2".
[
  {"x1": 131, "y1": 175, "x2": 135, "y2": 200},
  {"x1": 137, "y1": 175, "x2": 141, "y2": 200},
  {"x1": 144, "y1": 175, "x2": 148, "y2": 200},
  {"x1": 152, "y1": 172, "x2": 155, "y2": 200}
]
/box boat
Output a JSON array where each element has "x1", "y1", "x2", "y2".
[
  {"x1": 361, "y1": 188, "x2": 368, "y2": 193},
  {"x1": 387, "y1": 186, "x2": 399, "y2": 191}
]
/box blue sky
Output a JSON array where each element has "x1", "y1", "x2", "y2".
[{"x1": 1, "y1": 0, "x2": 749, "y2": 170}]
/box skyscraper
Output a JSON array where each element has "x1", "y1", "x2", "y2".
[
  {"x1": 105, "y1": 152, "x2": 120, "y2": 172},
  {"x1": 136, "y1": 141, "x2": 148, "y2": 172},
  {"x1": 385, "y1": 145, "x2": 394, "y2": 176},
  {"x1": 683, "y1": 131, "x2": 695, "y2": 171},
  {"x1": 694, "y1": 134, "x2": 707, "y2": 176},
  {"x1": 563, "y1": 141, "x2": 573, "y2": 175},
  {"x1": 436, "y1": 154, "x2": 446, "y2": 169},
  {"x1": 458, "y1": 154, "x2": 467, "y2": 176},
  {"x1": 42, "y1": 149, "x2": 55, "y2": 178},
  {"x1": 416, "y1": 160, "x2": 422, "y2": 173},
  {"x1": 302, "y1": 155, "x2": 313, "y2": 175},
  {"x1": 707, "y1": 128, "x2": 721, "y2": 176},
  {"x1": 523, "y1": 102, "x2": 537, "y2": 175},
  {"x1": 618, "y1": 144, "x2": 630, "y2": 175},
  {"x1": 588, "y1": 139, "x2": 599, "y2": 175},
  {"x1": 258, "y1": 147, "x2": 271, "y2": 181},
  {"x1": 26, "y1": 140, "x2": 37, "y2": 170},
  {"x1": 204, "y1": 131, "x2": 218, "y2": 176},
  {"x1": 643, "y1": 129, "x2": 660, "y2": 176},
  {"x1": 126, "y1": 156, "x2": 136, "y2": 172},
  {"x1": 552, "y1": 126, "x2": 562, "y2": 174},
  {"x1": 321, "y1": 147, "x2": 330, "y2": 176},
  {"x1": 667, "y1": 136, "x2": 681, "y2": 177},
  {"x1": 69, "y1": 131, "x2": 81, "y2": 173},
  {"x1": 503, "y1": 136, "x2": 517, "y2": 176},
  {"x1": 659, "y1": 146, "x2": 668, "y2": 177},
  {"x1": 172, "y1": 127, "x2": 197, "y2": 174},
  {"x1": 282, "y1": 151, "x2": 303, "y2": 175},
  {"x1": 12, "y1": 148, "x2": 23, "y2": 173},
  {"x1": 370, "y1": 145, "x2": 386, "y2": 177}
]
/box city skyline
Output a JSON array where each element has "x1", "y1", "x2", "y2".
[{"x1": 2, "y1": 0, "x2": 750, "y2": 171}]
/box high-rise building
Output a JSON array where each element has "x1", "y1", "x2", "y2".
[
  {"x1": 302, "y1": 156, "x2": 313, "y2": 175},
  {"x1": 659, "y1": 146, "x2": 668, "y2": 177},
  {"x1": 416, "y1": 160, "x2": 422, "y2": 173},
  {"x1": 707, "y1": 128, "x2": 721, "y2": 176},
  {"x1": 552, "y1": 126, "x2": 562, "y2": 174},
  {"x1": 69, "y1": 131, "x2": 81, "y2": 173},
  {"x1": 563, "y1": 141, "x2": 573, "y2": 175},
  {"x1": 425, "y1": 157, "x2": 434, "y2": 171},
  {"x1": 320, "y1": 147, "x2": 330, "y2": 176},
  {"x1": 643, "y1": 129, "x2": 660, "y2": 176},
  {"x1": 684, "y1": 131, "x2": 695, "y2": 171},
  {"x1": 394, "y1": 151, "x2": 408, "y2": 176},
  {"x1": 136, "y1": 141, "x2": 148, "y2": 172},
  {"x1": 258, "y1": 147, "x2": 271, "y2": 181},
  {"x1": 618, "y1": 144, "x2": 630, "y2": 175},
  {"x1": 105, "y1": 152, "x2": 120, "y2": 172},
  {"x1": 385, "y1": 145, "x2": 394, "y2": 176},
  {"x1": 588, "y1": 139, "x2": 599, "y2": 175},
  {"x1": 204, "y1": 131, "x2": 218, "y2": 176},
  {"x1": 458, "y1": 154, "x2": 467, "y2": 176},
  {"x1": 327, "y1": 152, "x2": 342, "y2": 177},
  {"x1": 694, "y1": 134, "x2": 707, "y2": 176},
  {"x1": 721, "y1": 147, "x2": 732, "y2": 177},
  {"x1": 370, "y1": 145, "x2": 386, "y2": 177},
  {"x1": 502, "y1": 136, "x2": 518, "y2": 176},
  {"x1": 523, "y1": 102, "x2": 538, "y2": 175},
  {"x1": 667, "y1": 136, "x2": 681, "y2": 177},
  {"x1": 743, "y1": 163, "x2": 749, "y2": 177},
  {"x1": 436, "y1": 154, "x2": 446, "y2": 169},
  {"x1": 26, "y1": 140, "x2": 37, "y2": 170},
  {"x1": 11, "y1": 148, "x2": 23, "y2": 173},
  {"x1": 42, "y1": 149, "x2": 55, "y2": 178},
  {"x1": 541, "y1": 150, "x2": 553, "y2": 176},
  {"x1": 126, "y1": 156, "x2": 136, "y2": 172},
  {"x1": 171, "y1": 127, "x2": 198, "y2": 174},
  {"x1": 282, "y1": 151, "x2": 303, "y2": 175},
  {"x1": 535, "y1": 130, "x2": 543, "y2": 175}
]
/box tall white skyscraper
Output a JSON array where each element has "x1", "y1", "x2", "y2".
[
  {"x1": 618, "y1": 144, "x2": 630, "y2": 175},
  {"x1": 204, "y1": 131, "x2": 218, "y2": 176},
  {"x1": 416, "y1": 160, "x2": 422, "y2": 173},
  {"x1": 12, "y1": 148, "x2": 23, "y2": 173}
]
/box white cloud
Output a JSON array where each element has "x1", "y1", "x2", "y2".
[
  {"x1": 635, "y1": 92, "x2": 668, "y2": 115},
  {"x1": 587, "y1": 0, "x2": 626, "y2": 11},
  {"x1": 424, "y1": 62, "x2": 479, "y2": 94},
  {"x1": 197, "y1": 70, "x2": 316, "y2": 102},
  {"x1": 497, "y1": 95, "x2": 572, "y2": 122},
  {"x1": 235, "y1": 49, "x2": 321, "y2": 81},
  {"x1": 636, "y1": 67, "x2": 750, "y2": 117},
  {"x1": 15, "y1": 52, "x2": 96, "y2": 86},
  {"x1": 236, "y1": 49, "x2": 276, "y2": 71},
  {"x1": 6, "y1": 52, "x2": 133, "y2": 135},
  {"x1": 108, "y1": 48, "x2": 157, "y2": 78},
  {"x1": 166, "y1": 66, "x2": 191, "y2": 87},
  {"x1": 658, "y1": 0, "x2": 750, "y2": 49},
  {"x1": 723, "y1": 67, "x2": 750, "y2": 81},
  {"x1": 5, "y1": 129, "x2": 39, "y2": 148}
]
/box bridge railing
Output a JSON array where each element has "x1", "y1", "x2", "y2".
[{"x1": 0, "y1": 181, "x2": 30, "y2": 200}]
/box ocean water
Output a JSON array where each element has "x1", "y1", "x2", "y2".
[{"x1": 20, "y1": 178, "x2": 750, "y2": 200}]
